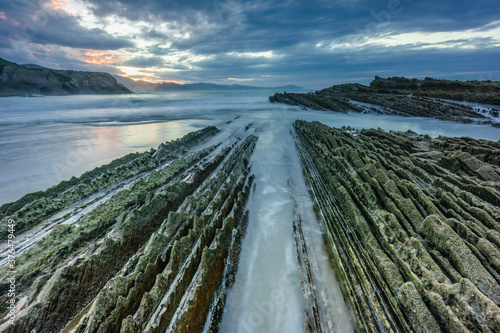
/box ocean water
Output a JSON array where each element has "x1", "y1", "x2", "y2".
[
  {"x1": 1, "y1": 91, "x2": 500, "y2": 332},
  {"x1": 1, "y1": 91, "x2": 499, "y2": 206}
]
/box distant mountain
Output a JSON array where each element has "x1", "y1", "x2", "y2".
[
  {"x1": 113, "y1": 75, "x2": 157, "y2": 93},
  {"x1": 0, "y1": 57, "x2": 132, "y2": 96},
  {"x1": 154, "y1": 82, "x2": 304, "y2": 92},
  {"x1": 114, "y1": 76, "x2": 304, "y2": 93},
  {"x1": 273, "y1": 85, "x2": 305, "y2": 91}
]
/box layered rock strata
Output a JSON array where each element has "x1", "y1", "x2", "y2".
[
  {"x1": 293, "y1": 211, "x2": 326, "y2": 333},
  {"x1": 0, "y1": 127, "x2": 256, "y2": 332},
  {"x1": 71, "y1": 135, "x2": 256, "y2": 333},
  {"x1": 0, "y1": 126, "x2": 219, "y2": 240},
  {"x1": 269, "y1": 90, "x2": 363, "y2": 113},
  {"x1": 294, "y1": 120, "x2": 500, "y2": 332},
  {"x1": 270, "y1": 77, "x2": 500, "y2": 126},
  {"x1": 369, "y1": 76, "x2": 500, "y2": 106}
]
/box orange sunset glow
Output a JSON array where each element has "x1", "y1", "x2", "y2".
[{"x1": 76, "y1": 50, "x2": 124, "y2": 66}]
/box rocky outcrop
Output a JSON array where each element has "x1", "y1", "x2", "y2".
[
  {"x1": 0, "y1": 58, "x2": 132, "y2": 96},
  {"x1": 343, "y1": 93, "x2": 484, "y2": 122},
  {"x1": 2, "y1": 111, "x2": 499, "y2": 332},
  {"x1": 370, "y1": 76, "x2": 500, "y2": 106},
  {"x1": 294, "y1": 120, "x2": 500, "y2": 332},
  {"x1": 71, "y1": 136, "x2": 255, "y2": 333},
  {"x1": 0, "y1": 126, "x2": 257, "y2": 332},
  {"x1": 0, "y1": 126, "x2": 219, "y2": 240},
  {"x1": 269, "y1": 91, "x2": 363, "y2": 113},
  {"x1": 270, "y1": 77, "x2": 500, "y2": 126},
  {"x1": 293, "y1": 212, "x2": 325, "y2": 333}
]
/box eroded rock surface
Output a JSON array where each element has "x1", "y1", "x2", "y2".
[
  {"x1": 270, "y1": 77, "x2": 500, "y2": 126},
  {"x1": 0, "y1": 126, "x2": 256, "y2": 332},
  {"x1": 294, "y1": 120, "x2": 500, "y2": 332},
  {"x1": 3, "y1": 116, "x2": 499, "y2": 332},
  {"x1": 0, "y1": 126, "x2": 219, "y2": 241},
  {"x1": 370, "y1": 76, "x2": 500, "y2": 106}
]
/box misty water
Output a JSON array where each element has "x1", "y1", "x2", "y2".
[{"x1": 1, "y1": 91, "x2": 500, "y2": 332}]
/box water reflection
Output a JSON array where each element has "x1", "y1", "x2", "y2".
[{"x1": 0, "y1": 119, "x2": 201, "y2": 204}]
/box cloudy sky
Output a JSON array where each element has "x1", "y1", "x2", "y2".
[{"x1": 0, "y1": 0, "x2": 499, "y2": 88}]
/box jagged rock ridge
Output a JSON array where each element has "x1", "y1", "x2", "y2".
[
  {"x1": 370, "y1": 76, "x2": 500, "y2": 105},
  {"x1": 270, "y1": 77, "x2": 500, "y2": 126},
  {"x1": 294, "y1": 120, "x2": 500, "y2": 332},
  {"x1": 0, "y1": 126, "x2": 257, "y2": 332}
]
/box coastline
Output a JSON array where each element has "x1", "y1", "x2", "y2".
[
  {"x1": 0, "y1": 87, "x2": 499, "y2": 331},
  {"x1": 1, "y1": 117, "x2": 499, "y2": 331}
]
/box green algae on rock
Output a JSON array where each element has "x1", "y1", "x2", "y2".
[
  {"x1": 369, "y1": 76, "x2": 500, "y2": 106},
  {"x1": 72, "y1": 136, "x2": 256, "y2": 333},
  {"x1": 294, "y1": 120, "x2": 500, "y2": 332},
  {"x1": 0, "y1": 126, "x2": 259, "y2": 332},
  {"x1": 0, "y1": 126, "x2": 219, "y2": 240},
  {"x1": 270, "y1": 77, "x2": 500, "y2": 126}
]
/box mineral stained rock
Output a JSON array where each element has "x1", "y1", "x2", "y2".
[
  {"x1": 0, "y1": 126, "x2": 256, "y2": 333},
  {"x1": 294, "y1": 120, "x2": 500, "y2": 332},
  {"x1": 270, "y1": 77, "x2": 500, "y2": 126}
]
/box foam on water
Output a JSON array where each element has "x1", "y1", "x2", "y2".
[
  {"x1": 219, "y1": 110, "x2": 354, "y2": 332},
  {"x1": 1, "y1": 91, "x2": 499, "y2": 204},
  {"x1": 219, "y1": 114, "x2": 305, "y2": 332}
]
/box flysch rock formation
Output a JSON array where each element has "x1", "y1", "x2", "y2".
[
  {"x1": 294, "y1": 120, "x2": 500, "y2": 332},
  {"x1": 2, "y1": 116, "x2": 499, "y2": 332},
  {"x1": 270, "y1": 77, "x2": 500, "y2": 127},
  {"x1": 369, "y1": 76, "x2": 500, "y2": 106},
  {"x1": 0, "y1": 126, "x2": 256, "y2": 332}
]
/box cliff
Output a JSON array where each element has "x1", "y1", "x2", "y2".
[{"x1": 0, "y1": 57, "x2": 132, "y2": 96}]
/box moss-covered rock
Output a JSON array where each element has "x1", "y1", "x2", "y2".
[{"x1": 294, "y1": 120, "x2": 500, "y2": 332}]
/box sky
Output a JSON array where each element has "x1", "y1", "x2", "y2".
[{"x1": 0, "y1": 0, "x2": 499, "y2": 89}]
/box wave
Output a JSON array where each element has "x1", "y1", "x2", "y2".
[{"x1": 0, "y1": 91, "x2": 280, "y2": 126}]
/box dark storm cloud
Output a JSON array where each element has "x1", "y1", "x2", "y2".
[
  {"x1": 82, "y1": 0, "x2": 231, "y2": 21},
  {"x1": 0, "y1": 0, "x2": 133, "y2": 50},
  {"x1": 28, "y1": 17, "x2": 133, "y2": 50},
  {"x1": 81, "y1": 0, "x2": 500, "y2": 53},
  {"x1": 122, "y1": 56, "x2": 165, "y2": 67},
  {"x1": 1, "y1": 0, "x2": 499, "y2": 86},
  {"x1": 174, "y1": 39, "x2": 500, "y2": 88}
]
